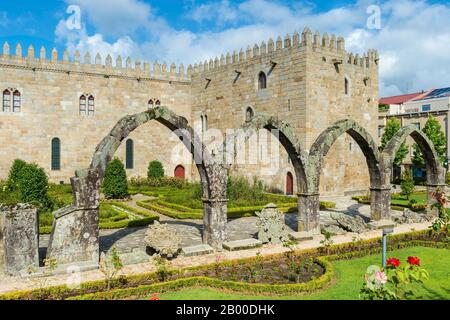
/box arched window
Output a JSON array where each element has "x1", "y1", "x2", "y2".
[
  {"x1": 258, "y1": 71, "x2": 267, "y2": 90},
  {"x1": 3, "y1": 90, "x2": 11, "y2": 112},
  {"x1": 88, "y1": 95, "x2": 95, "y2": 115},
  {"x1": 125, "y1": 139, "x2": 134, "y2": 169},
  {"x1": 246, "y1": 107, "x2": 254, "y2": 122},
  {"x1": 79, "y1": 95, "x2": 86, "y2": 115},
  {"x1": 51, "y1": 138, "x2": 61, "y2": 171},
  {"x1": 155, "y1": 100, "x2": 161, "y2": 107},
  {"x1": 148, "y1": 99, "x2": 154, "y2": 109},
  {"x1": 13, "y1": 90, "x2": 21, "y2": 113},
  {"x1": 174, "y1": 165, "x2": 185, "y2": 180}
]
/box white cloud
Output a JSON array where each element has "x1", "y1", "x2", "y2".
[{"x1": 55, "y1": 0, "x2": 450, "y2": 96}]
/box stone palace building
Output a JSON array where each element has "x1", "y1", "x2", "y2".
[{"x1": 0, "y1": 28, "x2": 379, "y2": 197}]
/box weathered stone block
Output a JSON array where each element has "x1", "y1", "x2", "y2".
[
  {"x1": 223, "y1": 239, "x2": 262, "y2": 251},
  {"x1": 145, "y1": 221, "x2": 181, "y2": 258},
  {"x1": 0, "y1": 204, "x2": 39, "y2": 276},
  {"x1": 289, "y1": 231, "x2": 314, "y2": 241},
  {"x1": 46, "y1": 206, "x2": 99, "y2": 265},
  {"x1": 181, "y1": 244, "x2": 214, "y2": 257},
  {"x1": 256, "y1": 203, "x2": 289, "y2": 244}
]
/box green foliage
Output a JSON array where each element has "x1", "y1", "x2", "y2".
[
  {"x1": 227, "y1": 176, "x2": 265, "y2": 202},
  {"x1": 102, "y1": 158, "x2": 129, "y2": 199},
  {"x1": 6, "y1": 159, "x2": 27, "y2": 191},
  {"x1": 130, "y1": 177, "x2": 187, "y2": 190},
  {"x1": 19, "y1": 163, "x2": 52, "y2": 209},
  {"x1": 412, "y1": 115, "x2": 447, "y2": 167},
  {"x1": 147, "y1": 161, "x2": 165, "y2": 179},
  {"x1": 400, "y1": 169, "x2": 415, "y2": 200},
  {"x1": 446, "y1": 172, "x2": 450, "y2": 185},
  {"x1": 381, "y1": 118, "x2": 408, "y2": 166},
  {"x1": 99, "y1": 247, "x2": 124, "y2": 291}
]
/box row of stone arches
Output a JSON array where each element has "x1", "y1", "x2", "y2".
[{"x1": 46, "y1": 106, "x2": 446, "y2": 266}]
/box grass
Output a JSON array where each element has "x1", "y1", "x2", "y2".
[
  {"x1": 153, "y1": 247, "x2": 450, "y2": 300},
  {"x1": 391, "y1": 192, "x2": 427, "y2": 207}
]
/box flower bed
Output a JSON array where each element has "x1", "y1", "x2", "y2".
[{"x1": 1, "y1": 230, "x2": 447, "y2": 301}]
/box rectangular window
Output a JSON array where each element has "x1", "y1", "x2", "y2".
[
  {"x1": 3, "y1": 93, "x2": 10, "y2": 112},
  {"x1": 422, "y1": 104, "x2": 431, "y2": 112},
  {"x1": 80, "y1": 100, "x2": 86, "y2": 116},
  {"x1": 13, "y1": 94, "x2": 20, "y2": 113},
  {"x1": 413, "y1": 122, "x2": 421, "y2": 130},
  {"x1": 88, "y1": 98, "x2": 95, "y2": 116},
  {"x1": 378, "y1": 126, "x2": 384, "y2": 138}
]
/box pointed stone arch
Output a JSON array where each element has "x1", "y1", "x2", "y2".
[
  {"x1": 221, "y1": 114, "x2": 312, "y2": 232},
  {"x1": 380, "y1": 124, "x2": 446, "y2": 218},
  {"x1": 308, "y1": 119, "x2": 383, "y2": 220},
  {"x1": 47, "y1": 106, "x2": 228, "y2": 266}
]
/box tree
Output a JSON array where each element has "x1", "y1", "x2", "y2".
[
  {"x1": 102, "y1": 158, "x2": 129, "y2": 199},
  {"x1": 147, "y1": 160, "x2": 164, "y2": 179},
  {"x1": 412, "y1": 115, "x2": 447, "y2": 167},
  {"x1": 400, "y1": 168, "x2": 415, "y2": 200},
  {"x1": 6, "y1": 159, "x2": 27, "y2": 191},
  {"x1": 381, "y1": 118, "x2": 408, "y2": 166},
  {"x1": 19, "y1": 163, "x2": 52, "y2": 209}
]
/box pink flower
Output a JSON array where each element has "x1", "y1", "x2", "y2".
[
  {"x1": 374, "y1": 271, "x2": 388, "y2": 284},
  {"x1": 215, "y1": 255, "x2": 222, "y2": 264},
  {"x1": 149, "y1": 294, "x2": 160, "y2": 300}
]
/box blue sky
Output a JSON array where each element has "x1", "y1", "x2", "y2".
[{"x1": 1, "y1": 0, "x2": 450, "y2": 96}]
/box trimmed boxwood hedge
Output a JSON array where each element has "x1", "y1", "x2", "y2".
[{"x1": 1, "y1": 229, "x2": 446, "y2": 300}]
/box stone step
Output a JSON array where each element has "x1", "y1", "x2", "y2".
[
  {"x1": 289, "y1": 231, "x2": 314, "y2": 241},
  {"x1": 223, "y1": 239, "x2": 262, "y2": 251},
  {"x1": 181, "y1": 244, "x2": 214, "y2": 257},
  {"x1": 368, "y1": 220, "x2": 397, "y2": 231}
]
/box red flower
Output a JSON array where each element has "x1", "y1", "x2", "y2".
[
  {"x1": 149, "y1": 294, "x2": 160, "y2": 300},
  {"x1": 407, "y1": 256, "x2": 421, "y2": 266},
  {"x1": 387, "y1": 258, "x2": 401, "y2": 268}
]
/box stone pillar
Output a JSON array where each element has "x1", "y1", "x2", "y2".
[
  {"x1": 202, "y1": 199, "x2": 228, "y2": 249},
  {"x1": 370, "y1": 187, "x2": 392, "y2": 221},
  {"x1": 0, "y1": 204, "x2": 39, "y2": 276},
  {"x1": 47, "y1": 169, "x2": 100, "y2": 266},
  {"x1": 298, "y1": 193, "x2": 321, "y2": 234},
  {"x1": 426, "y1": 184, "x2": 447, "y2": 217}
]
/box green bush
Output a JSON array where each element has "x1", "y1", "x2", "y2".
[
  {"x1": 400, "y1": 168, "x2": 415, "y2": 200},
  {"x1": 446, "y1": 172, "x2": 450, "y2": 185},
  {"x1": 6, "y1": 159, "x2": 27, "y2": 191},
  {"x1": 147, "y1": 161, "x2": 164, "y2": 179},
  {"x1": 130, "y1": 176, "x2": 187, "y2": 189},
  {"x1": 227, "y1": 176, "x2": 265, "y2": 202},
  {"x1": 19, "y1": 163, "x2": 52, "y2": 209},
  {"x1": 102, "y1": 158, "x2": 129, "y2": 199}
]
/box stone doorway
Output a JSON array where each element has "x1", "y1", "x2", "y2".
[
  {"x1": 286, "y1": 172, "x2": 294, "y2": 195},
  {"x1": 174, "y1": 165, "x2": 186, "y2": 180}
]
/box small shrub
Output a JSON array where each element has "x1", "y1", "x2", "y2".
[
  {"x1": 446, "y1": 172, "x2": 450, "y2": 185},
  {"x1": 147, "y1": 161, "x2": 165, "y2": 179},
  {"x1": 19, "y1": 163, "x2": 52, "y2": 209},
  {"x1": 102, "y1": 158, "x2": 129, "y2": 199},
  {"x1": 6, "y1": 159, "x2": 27, "y2": 191}
]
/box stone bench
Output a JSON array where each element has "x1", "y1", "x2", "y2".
[
  {"x1": 181, "y1": 244, "x2": 214, "y2": 257},
  {"x1": 223, "y1": 239, "x2": 262, "y2": 251}
]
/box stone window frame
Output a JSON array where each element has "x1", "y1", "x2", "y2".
[
  {"x1": 258, "y1": 71, "x2": 267, "y2": 90},
  {"x1": 148, "y1": 98, "x2": 161, "y2": 109},
  {"x1": 2, "y1": 88, "x2": 21, "y2": 113},
  {"x1": 51, "y1": 137, "x2": 61, "y2": 171},
  {"x1": 245, "y1": 106, "x2": 255, "y2": 122},
  {"x1": 79, "y1": 94, "x2": 95, "y2": 116}
]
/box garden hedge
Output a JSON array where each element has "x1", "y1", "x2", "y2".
[{"x1": 1, "y1": 229, "x2": 447, "y2": 300}]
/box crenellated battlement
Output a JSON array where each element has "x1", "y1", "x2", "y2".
[
  {"x1": 0, "y1": 42, "x2": 191, "y2": 84},
  {"x1": 189, "y1": 27, "x2": 379, "y2": 76}
]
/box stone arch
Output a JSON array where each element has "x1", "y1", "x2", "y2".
[
  {"x1": 309, "y1": 119, "x2": 382, "y2": 190},
  {"x1": 223, "y1": 114, "x2": 308, "y2": 194},
  {"x1": 381, "y1": 124, "x2": 446, "y2": 218},
  {"x1": 382, "y1": 125, "x2": 445, "y2": 186},
  {"x1": 47, "y1": 106, "x2": 228, "y2": 266}
]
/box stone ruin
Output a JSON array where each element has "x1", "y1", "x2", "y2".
[
  {"x1": 0, "y1": 204, "x2": 39, "y2": 276},
  {"x1": 256, "y1": 203, "x2": 289, "y2": 244},
  {"x1": 144, "y1": 221, "x2": 182, "y2": 258}
]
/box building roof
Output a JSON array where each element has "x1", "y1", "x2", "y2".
[
  {"x1": 417, "y1": 87, "x2": 450, "y2": 101},
  {"x1": 379, "y1": 92, "x2": 425, "y2": 105}
]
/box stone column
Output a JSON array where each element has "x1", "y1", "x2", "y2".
[
  {"x1": 202, "y1": 199, "x2": 228, "y2": 249},
  {"x1": 298, "y1": 193, "x2": 321, "y2": 234},
  {"x1": 0, "y1": 204, "x2": 39, "y2": 276},
  {"x1": 426, "y1": 184, "x2": 447, "y2": 217},
  {"x1": 370, "y1": 187, "x2": 392, "y2": 221}
]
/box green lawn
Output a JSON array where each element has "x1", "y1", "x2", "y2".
[
  {"x1": 155, "y1": 247, "x2": 450, "y2": 300},
  {"x1": 391, "y1": 192, "x2": 428, "y2": 207}
]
